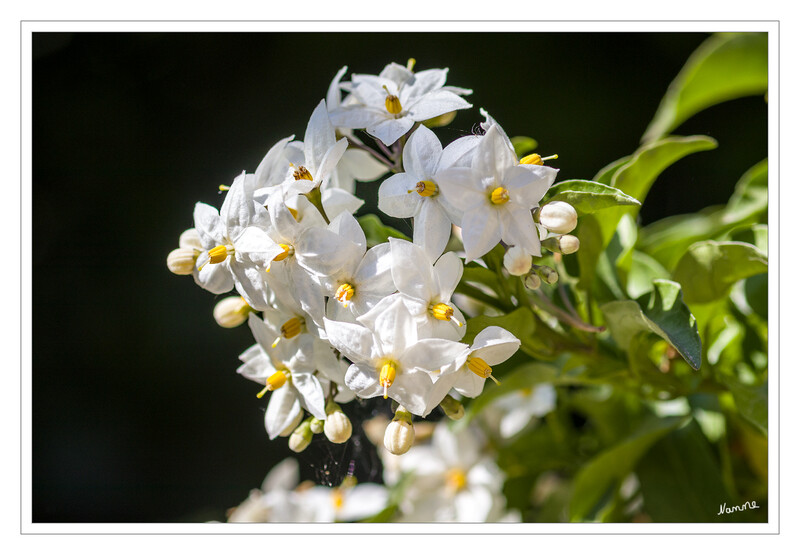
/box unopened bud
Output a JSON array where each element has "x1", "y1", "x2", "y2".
[
  {"x1": 309, "y1": 418, "x2": 325, "y2": 435},
  {"x1": 524, "y1": 271, "x2": 542, "y2": 290},
  {"x1": 503, "y1": 245, "x2": 533, "y2": 276},
  {"x1": 533, "y1": 264, "x2": 559, "y2": 285},
  {"x1": 440, "y1": 395, "x2": 465, "y2": 420},
  {"x1": 213, "y1": 296, "x2": 252, "y2": 328},
  {"x1": 384, "y1": 407, "x2": 415, "y2": 455},
  {"x1": 279, "y1": 411, "x2": 305, "y2": 437},
  {"x1": 324, "y1": 409, "x2": 352, "y2": 444},
  {"x1": 179, "y1": 228, "x2": 202, "y2": 250},
  {"x1": 542, "y1": 235, "x2": 580, "y2": 255},
  {"x1": 538, "y1": 201, "x2": 578, "y2": 234},
  {"x1": 288, "y1": 420, "x2": 313, "y2": 453},
  {"x1": 167, "y1": 248, "x2": 198, "y2": 275}
]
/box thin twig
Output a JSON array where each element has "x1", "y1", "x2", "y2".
[
  {"x1": 347, "y1": 138, "x2": 394, "y2": 168},
  {"x1": 532, "y1": 289, "x2": 606, "y2": 333}
]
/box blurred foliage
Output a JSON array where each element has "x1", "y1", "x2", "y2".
[{"x1": 431, "y1": 32, "x2": 768, "y2": 522}]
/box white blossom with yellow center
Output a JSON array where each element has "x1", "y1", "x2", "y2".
[
  {"x1": 323, "y1": 296, "x2": 466, "y2": 416},
  {"x1": 436, "y1": 122, "x2": 558, "y2": 262},
  {"x1": 237, "y1": 313, "x2": 327, "y2": 439},
  {"x1": 328, "y1": 62, "x2": 473, "y2": 147}
]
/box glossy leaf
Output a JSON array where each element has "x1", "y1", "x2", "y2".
[
  {"x1": 543, "y1": 180, "x2": 640, "y2": 216},
  {"x1": 642, "y1": 33, "x2": 768, "y2": 142},
  {"x1": 672, "y1": 241, "x2": 768, "y2": 304},
  {"x1": 601, "y1": 279, "x2": 702, "y2": 370},
  {"x1": 720, "y1": 374, "x2": 768, "y2": 434},
  {"x1": 578, "y1": 136, "x2": 717, "y2": 289}
]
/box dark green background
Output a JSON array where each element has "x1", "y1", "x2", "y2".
[{"x1": 31, "y1": 32, "x2": 767, "y2": 522}]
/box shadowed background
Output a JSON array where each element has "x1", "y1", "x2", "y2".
[{"x1": 31, "y1": 32, "x2": 767, "y2": 522}]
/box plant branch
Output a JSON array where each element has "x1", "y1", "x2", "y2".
[{"x1": 531, "y1": 289, "x2": 606, "y2": 333}]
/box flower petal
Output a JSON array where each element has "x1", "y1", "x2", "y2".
[
  {"x1": 403, "y1": 125, "x2": 442, "y2": 179},
  {"x1": 367, "y1": 116, "x2": 414, "y2": 147},
  {"x1": 292, "y1": 372, "x2": 327, "y2": 420},
  {"x1": 323, "y1": 318, "x2": 376, "y2": 364},
  {"x1": 461, "y1": 207, "x2": 502, "y2": 262},
  {"x1": 265, "y1": 385, "x2": 301, "y2": 440},
  {"x1": 435, "y1": 168, "x2": 485, "y2": 213},
  {"x1": 378, "y1": 172, "x2": 421, "y2": 218},
  {"x1": 406, "y1": 90, "x2": 472, "y2": 122},
  {"x1": 413, "y1": 198, "x2": 451, "y2": 262},
  {"x1": 304, "y1": 99, "x2": 337, "y2": 171}
]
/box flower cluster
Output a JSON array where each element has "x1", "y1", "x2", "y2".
[{"x1": 167, "y1": 59, "x2": 579, "y2": 458}]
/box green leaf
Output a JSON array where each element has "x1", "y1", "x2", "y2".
[
  {"x1": 593, "y1": 156, "x2": 631, "y2": 185},
  {"x1": 543, "y1": 180, "x2": 641, "y2": 216},
  {"x1": 672, "y1": 241, "x2": 768, "y2": 304},
  {"x1": 719, "y1": 374, "x2": 768, "y2": 434},
  {"x1": 578, "y1": 135, "x2": 717, "y2": 290},
  {"x1": 511, "y1": 136, "x2": 538, "y2": 158},
  {"x1": 642, "y1": 33, "x2": 768, "y2": 142},
  {"x1": 601, "y1": 279, "x2": 702, "y2": 370},
  {"x1": 357, "y1": 214, "x2": 410, "y2": 247},
  {"x1": 638, "y1": 160, "x2": 767, "y2": 270},
  {"x1": 636, "y1": 419, "x2": 736, "y2": 522},
  {"x1": 569, "y1": 415, "x2": 687, "y2": 521},
  {"x1": 626, "y1": 250, "x2": 671, "y2": 299}
]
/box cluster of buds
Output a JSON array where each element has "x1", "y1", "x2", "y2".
[{"x1": 167, "y1": 59, "x2": 580, "y2": 455}]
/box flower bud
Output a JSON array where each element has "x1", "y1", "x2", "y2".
[
  {"x1": 213, "y1": 296, "x2": 252, "y2": 328},
  {"x1": 542, "y1": 235, "x2": 580, "y2": 255},
  {"x1": 179, "y1": 228, "x2": 202, "y2": 250},
  {"x1": 503, "y1": 245, "x2": 533, "y2": 276},
  {"x1": 524, "y1": 271, "x2": 542, "y2": 290},
  {"x1": 288, "y1": 420, "x2": 313, "y2": 453},
  {"x1": 324, "y1": 411, "x2": 353, "y2": 444},
  {"x1": 309, "y1": 417, "x2": 324, "y2": 435},
  {"x1": 538, "y1": 201, "x2": 578, "y2": 234},
  {"x1": 384, "y1": 407, "x2": 415, "y2": 455},
  {"x1": 440, "y1": 395, "x2": 465, "y2": 420},
  {"x1": 279, "y1": 410, "x2": 305, "y2": 437},
  {"x1": 533, "y1": 264, "x2": 559, "y2": 285},
  {"x1": 167, "y1": 248, "x2": 198, "y2": 275}
]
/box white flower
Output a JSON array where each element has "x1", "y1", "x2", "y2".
[
  {"x1": 383, "y1": 238, "x2": 466, "y2": 341},
  {"x1": 329, "y1": 63, "x2": 472, "y2": 146},
  {"x1": 482, "y1": 383, "x2": 557, "y2": 439},
  {"x1": 503, "y1": 245, "x2": 532, "y2": 276},
  {"x1": 319, "y1": 214, "x2": 396, "y2": 323},
  {"x1": 437, "y1": 124, "x2": 558, "y2": 262},
  {"x1": 237, "y1": 313, "x2": 327, "y2": 439},
  {"x1": 227, "y1": 458, "x2": 314, "y2": 522},
  {"x1": 426, "y1": 326, "x2": 520, "y2": 410},
  {"x1": 271, "y1": 99, "x2": 349, "y2": 200},
  {"x1": 539, "y1": 201, "x2": 578, "y2": 234},
  {"x1": 300, "y1": 478, "x2": 389, "y2": 522},
  {"x1": 324, "y1": 295, "x2": 466, "y2": 416},
  {"x1": 193, "y1": 172, "x2": 283, "y2": 306},
  {"x1": 378, "y1": 125, "x2": 468, "y2": 261},
  {"x1": 383, "y1": 421, "x2": 509, "y2": 522}
]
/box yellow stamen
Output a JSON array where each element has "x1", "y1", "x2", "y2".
[
  {"x1": 430, "y1": 302, "x2": 454, "y2": 322},
  {"x1": 379, "y1": 361, "x2": 397, "y2": 399},
  {"x1": 519, "y1": 153, "x2": 559, "y2": 165},
  {"x1": 288, "y1": 206, "x2": 299, "y2": 220},
  {"x1": 208, "y1": 244, "x2": 230, "y2": 264},
  {"x1": 331, "y1": 489, "x2": 344, "y2": 511},
  {"x1": 406, "y1": 58, "x2": 416, "y2": 71},
  {"x1": 445, "y1": 468, "x2": 467, "y2": 492},
  {"x1": 274, "y1": 317, "x2": 304, "y2": 348},
  {"x1": 490, "y1": 186, "x2": 510, "y2": 205},
  {"x1": 467, "y1": 356, "x2": 500, "y2": 384},
  {"x1": 273, "y1": 243, "x2": 294, "y2": 262},
  {"x1": 256, "y1": 370, "x2": 289, "y2": 398},
  {"x1": 218, "y1": 184, "x2": 230, "y2": 192},
  {"x1": 293, "y1": 166, "x2": 313, "y2": 181},
  {"x1": 335, "y1": 283, "x2": 355, "y2": 307},
  {"x1": 383, "y1": 85, "x2": 403, "y2": 115},
  {"x1": 410, "y1": 180, "x2": 438, "y2": 197}
]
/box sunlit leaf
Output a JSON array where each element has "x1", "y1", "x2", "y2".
[
  {"x1": 601, "y1": 279, "x2": 702, "y2": 370},
  {"x1": 543, "y1": 180, "x2": 641, "y2": 216},
  {"x1": 672, "y1": 241, "x2": 768, "y2": 304},
  {"x1": 358, "y1": 214, "x2": 410, "y2": 247},
  {"x1": 642, "y1": 33, "x2": 768, "y2": 142}
]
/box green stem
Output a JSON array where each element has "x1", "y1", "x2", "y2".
[
  {"x1": 303, "y1": 186, "x2": 330, "y2": 225},
  {"x1": 530, "y1": 289, "x2": 605, "y2": 333},
  {"x1": 455, "y1": 282, "x2": 513, "y2": 312}
]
